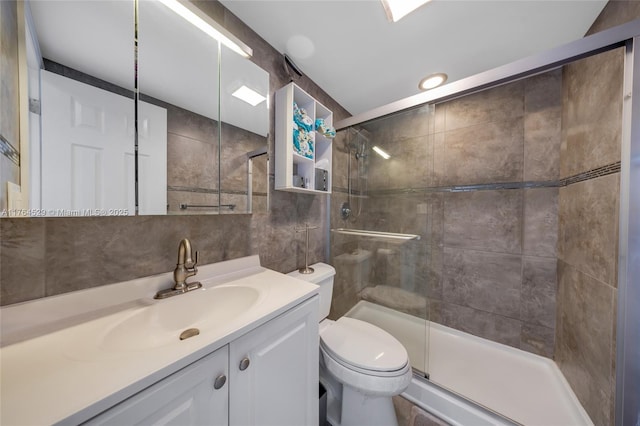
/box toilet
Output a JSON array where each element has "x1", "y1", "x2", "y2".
[{"x1": 288, "y1": 263, "x2": 412, "y2": 426}]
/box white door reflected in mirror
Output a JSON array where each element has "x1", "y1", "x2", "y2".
[{"x1": 39, "y1": 71, "x2": 166, "y2": 216}]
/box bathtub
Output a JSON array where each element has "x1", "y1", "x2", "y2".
[{"x1": 345, "y1": 301, "x2": 593, "y2": 426}]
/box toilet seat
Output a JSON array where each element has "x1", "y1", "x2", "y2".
[
  {"x1": 320, "y1": 317, "x2": 409, "y2": 375},
  {"x1": 320, "y1": 345, "x2": 412, "y2": 396}
]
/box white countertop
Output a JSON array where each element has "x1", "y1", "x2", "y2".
[{"x1": 0, "y1": 256, "x2": 318, "y2": 425}]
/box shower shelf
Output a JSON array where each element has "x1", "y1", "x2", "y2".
[{"x1": 331, "y1": 228, "x2": 420, "y2": 240}]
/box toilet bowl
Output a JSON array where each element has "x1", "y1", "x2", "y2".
[{"x1": 288, "y1": 263, "x2": 412, "y2": 426}]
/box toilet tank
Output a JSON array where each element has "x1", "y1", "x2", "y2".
[
  {"x1": 287, "y1": 263, "x2": 336, "y2": 321},
  {"x1": 333, "y1": 249, "x2": 371, "y2": 292}
]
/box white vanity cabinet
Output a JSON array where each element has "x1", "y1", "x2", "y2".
[
  {"x1": 84, "y1": 296, "x2": 319, "y2": 426},
  {"x1": 84, "y1": 347, "x2": 230, "y2": 426},
  {"x1": 230, "y1": 295, "x2": 319, "y2": 425}
]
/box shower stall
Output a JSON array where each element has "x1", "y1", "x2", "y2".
[{"x1": 329, "y1": 20, "x2": 640, "y2": 426}]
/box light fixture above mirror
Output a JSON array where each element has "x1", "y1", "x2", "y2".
[
  {"x1": 380, "y1": 0, "x2": 432, "y2": 23},
  {"x1": 157, "y1": 0, "x2": 252, "y2": 58}
]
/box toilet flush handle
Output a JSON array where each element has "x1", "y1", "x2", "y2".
[{"x1": 239, "y1": 357, "x2": 251, "y2": 371}]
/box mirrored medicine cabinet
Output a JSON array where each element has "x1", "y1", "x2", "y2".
[{"x1": 6, "y1": 0, "x2": 269, "y2": 217}]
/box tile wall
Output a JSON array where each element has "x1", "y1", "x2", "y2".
[
  {"x1": 556, "y1": 46, "x2": 624, "y2": 426},
  {"x1": 0, "y1": 0, "x2": 350, "y2": 306},
  {"x1": 553, "y1": 2, "x2": 640, "y2": 423}
]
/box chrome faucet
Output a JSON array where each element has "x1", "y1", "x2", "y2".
[{"x1": 155, "y1": 239, "x2": 202, "y2": 299}]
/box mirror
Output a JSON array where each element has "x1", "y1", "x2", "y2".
[
  {"x1": 138, "y1": 0, "x2": 220, "y2": 215},
  {"x1": 13, "y1": 0, "x2": 268, "y2": 217},
  {"x1": 219, "y1": 43, "x2": 269, "y2": 214},
  {"x1": 26, "y1": 0, "x2": 136, "y2": 216}
]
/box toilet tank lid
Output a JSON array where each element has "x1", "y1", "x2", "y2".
[{"x1": 287, "y1": 263, "x2": 335, "y2": 284}]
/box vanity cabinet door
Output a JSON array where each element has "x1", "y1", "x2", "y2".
[
  {"x1": 229, "y1": 296, "x2": 319, "y2": 426},
  {"x1": 84, "y1": 346, "x2": 229, "y2": 426}
]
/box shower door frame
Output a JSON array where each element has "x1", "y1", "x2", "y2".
[
  {"x1": 335, "y1": 19, "x2": 640, "y2": 426},
  {"x1": 617, "y1": 35, "x2": 640, "y2": 426}
]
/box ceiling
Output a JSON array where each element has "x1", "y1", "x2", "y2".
[{"x1": 220, "y1": 0, "x2": 608, "y2": 116}]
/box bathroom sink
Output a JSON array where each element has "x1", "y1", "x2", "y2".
[{"x1": 100, "y1": 285, "x2": 261, "y2": 352}]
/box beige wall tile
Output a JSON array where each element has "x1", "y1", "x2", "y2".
[
  {"x1": 438, "y1": 119, "x2": 524, "y2": 185},
  {"x1": 556, "y1": 261, "x2": 616, "y2": 426},
  {"x1": 442, "y1": 248, "x2": 522, "y2": 319},
  {"x1": 167, "y1": 133, "x2": 217, "y2": 190},
  {"x1": 42, "y1": 215, "x2": 253, "y2": 296},
  {"x1": 558, "y1": 174, "x2": 619, "y2": 286},
  {"x1": 521, "y1": 257, "x2": 556, "y2": 329},
  {"x1": 560, "y1": 48, "x2": 624, "y2": 178},
  {"x1": 166, "y1": 102, "x2": 218, "y2": 143},
  {"x1": 0, "y1": 218, "x2": 46, "y2": 305},
  {"x1": 523, "y1": 107, "x2": 562, "y2": 181},
  {"x1": 586, "y1": 0, "x2": 640, "y2": 35},
  {"x1": 444, "y1": 190, "x2": 522, "y2": 254},
  {"x1": 523, "y1": 188, "x2": 558, "y2": 258},
  {"x1": 220, "y1": 122, "x2": 266, "y2": 192},
  {"x1": 521, "y1": 323, "x2": 555, "y2": 358},
  {"x1": 523, "y1": 69, "x2": 562, "y2": 181},
  {"x1": 363, "y1": 104, "x2": 433, "y2": 143},
  {"x1": 444, "y1": 81, "x2": 524, "y2": 131}
]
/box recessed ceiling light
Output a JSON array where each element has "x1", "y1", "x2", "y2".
[
  {"x1": 418, "y1": 73, "x2": 448, "y2": 90},
  {"x1": 372, "y1": 146, "x2": 391, "y2": 160},
  {"x1": 232, "y1": 86, "x2": 266, "y2": 106},
  {"x1": 380, "y1": 0, "x2": 432, "y2": 22}
]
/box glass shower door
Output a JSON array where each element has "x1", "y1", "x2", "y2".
[{"x1": 330, "y1": 104, "x2": 435, "y2": 377}]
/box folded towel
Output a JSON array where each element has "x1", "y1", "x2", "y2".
[
  {"x1": 293, "y1": 102, "x2": 314, "y2": 132},
  {"x1": 315, "y1": 118, "x2": 336, "y2": 138}
]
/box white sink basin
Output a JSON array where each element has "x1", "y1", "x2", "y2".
[{"x1": 100, "y1": 284, "x2": 261, "y2": 352}]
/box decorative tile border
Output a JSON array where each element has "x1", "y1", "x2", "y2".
[
  {"x1": 0, "y1": 134, "x2": 20, "y2": 166},
  {"x1": 560, "y1": 161, "x2": 621, "y2": 186},
  {"x1": 332, "y1": 162, "x2": 621, "y2": 195}
]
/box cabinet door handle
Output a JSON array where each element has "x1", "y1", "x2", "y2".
[
  {"x1": 213, "y1": 374, "x2": 227, "y2": 390},
  {"x1": 239, "y1": 357, "x2": 250, "y2": 371}
]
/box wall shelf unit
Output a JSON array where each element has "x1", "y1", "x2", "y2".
[{"x1": 275, "y1": 82, "x2": 332, "y2": 194}]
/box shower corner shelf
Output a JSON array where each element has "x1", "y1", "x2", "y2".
[{"x1": 275, "y1": 82, "x2": 333, "y2": 194}]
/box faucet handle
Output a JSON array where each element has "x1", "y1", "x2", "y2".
[
  {"x1": 192, "y1": 251, "x2": 199, "y2": 273},
  {"x1": 185, "y1": 251, "x2": 198, "y2": 274}
]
